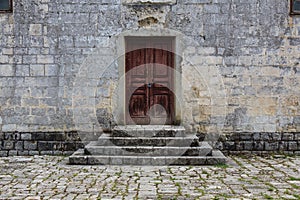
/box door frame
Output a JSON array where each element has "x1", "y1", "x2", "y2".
[
  {"x1": 116, "y1": 29, "x2": 183, "y2": 126},
  {"x1": 125, "y1": 36, "x2": 175, "y2": 125}
]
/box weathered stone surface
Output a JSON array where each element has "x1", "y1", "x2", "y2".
[
  {"x1": 0, "y1": 0, "x2": 299, "y2": 155},
  {"x1": 70, "y1": 126, "x2": 226, "y2": 165},
  {"x1": 122, "y1": 0, "x2": 177, "y2": 5},
  {"x1": 1, "y1": 155, "x2": 300, "y2": 199}
]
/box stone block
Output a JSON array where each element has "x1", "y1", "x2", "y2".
[
  {"x1": 15, "y1": 141, "x2": 23, "y2": 150},
  {"x1": 37, "y1": 55, "x2": 54, "y2": 64},
  {"x1": 279, "y1": 141, "x2": 288, "y2": 151},
  {"x1": 28, "y1": 151, "x2": 40, "y2": 156},
  {"x1": 204, "y1": 4, "x2": 220, "y2": 13},
  {"x1": 53, "y1": 151, "x2": 64, "y2": 156},
  {"x1": 30, "y1": 64, "x2": 45, "y2": 76},
  {"x1": 243, "y1": 141, "x2": 253, "y2": 151},
  {"x1": 288, "y1": 142, "x2": 298, "y2": 151},
  {"x1": 253, "y1": 141, "x2": 264, "y2": 151},
  {"x1": 223, "y1": 141, "x2": 235, "y2": 151},
  {"x1": 69, "y1": 155, "x2": 88, "y2": 165},
  {"x1": 265, "y1": 142, "x2": 279, "y2": 151},
  {"x1": 282, "y1": 133, "x2": 294, "y2": 141},
  {"x1": 261, "y1": 133, "x2": 271, "y2": 141},
  {"x1": 24, "y1": 141, "x2": 37, "y2": 150},
  {"x1": 40, "y1": 151, "x2": 53, "y2": 155},
  {"x1": 8, "y1": 150, "x2": 18, "y2": 156},
  {"x1": 0, "y1": 65, "x2": 14, "y2": 76},
  {"x1": 45, "y1": 64, "x2": 59, "y2": 76},
  {"x1": 29, "y1": 24, "x2": 42, "y2": 36},
  {"x1": 16, "y1": 65, "x2": 29, "y2": 76},
  {"x1": 37, "y1": 141, "x2": 54, "y2": 151},
  {"x1": 18, "y1": 151, "x2": 29, "y2": 156},
  {"x1": 63, "y1": 142, "x2": 77, "y2": 151},
  {"x1": 2, "y1": 141, "x2": 14, "y2": 150},
  {"x1": 271, "y1": 133, "x2": 282, "y2": 141},
  {"x1": 0, "y1": 55, "x2": 9, "y2": 64},
  {"x1": 0, "y1": 151, "x2": 8, "y2": 156},
  {"x1": 239, "y1": 132, "x2": 252, "y2": 140},
  {"x1": 45, "y1": 133, "x2": 57, "y2": 141},
  {"x1": 4, "y1": 132, "x2": 20, "y2": 140},
  {"x1": 253, "y1": 133, "x2": 262, "y2": 141}
]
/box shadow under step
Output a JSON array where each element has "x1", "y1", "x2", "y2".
[{"x1": 69, "y1": 149, "x2": 226, "y2": 165}]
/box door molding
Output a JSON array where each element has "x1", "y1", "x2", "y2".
[{"x1": 116, "y1": 28, "x2": 184, "y2": 125}]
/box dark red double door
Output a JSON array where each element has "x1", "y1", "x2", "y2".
[{"x1": 125, "y1": 37, "x2": 175, "y2": 125}]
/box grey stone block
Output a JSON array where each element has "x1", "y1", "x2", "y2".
[
  {"x1": 240, "y1": 133, "x2": 252, "y2": 140},
  {"x1": 28, "y1": 151, "x2": 40, "y2": 156},
  {"x1": 18, "y1": 151, "x2": 29, "y2": 156},
  {"x1": 21, "y1": 133, "x2": 32, "y2": 140},
  {"x1": 0, "y1": 151, "x2": 8, "y2": 156},
  {"x1": 8, "y1": 151, "x2": 18, "y2": 156},
  {"x1": 253, "y1": 141, "x2": 264, "y2": 151},
  {"x1": 244, "y1": 141, "x2": 253, "y2": 151},
  {"x1": 261, "y1": 133, "x2": 271, "y2": 141},
  {"x1": 3, "y1": 141, "x2": 14, "y2": 150},
  {"x1": 38, "y1": 142, "x2": 54, "y2": 151},
  {"x1": 69, "y1": 156, "x2": 88, "y2": 165},
  {"x1": 45, "y1": 133, "x2": 57, "y2": 141},
  {"x1": 253, "y1": 133, "x2": 261, "y2": 141},
  {"x1": 282, "y1": 133, "x2": 294, "y2": 141},
  {"x1": 88, "y1": 156, "x2": 109, "y2": 165},
  {"x1": 279, "y1": 142, "x2": 288, "y2": 151},
  {"x1": 265, "y1": 142, "x2": 279, "y2": 151},
  {"x1": 5, "y1": 132, "x2": 21, "y2": 140},
  {"x1": 40, "y1": 151, "x2": 54, "y2": 155},
  {"x1": 15, "y1": 141, "x2": 23, "y2": 150},
  {"x1": 288, "y1": 142, "x2": 298, "y2": 151},
  {"x1": 32, "y1": 132, "x2": 45, "y2": 140},
  {"x1": 24, "y1": 141, "x2": 37, "y2": 150}
]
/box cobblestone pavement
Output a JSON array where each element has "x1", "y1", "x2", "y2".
[{"x1": 0, "y1": 155, "x2": 299, "y2": 200}]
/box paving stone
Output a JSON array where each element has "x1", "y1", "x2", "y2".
[{"x1": 1, "y1": 155, "x2": 298, "y2": 199}]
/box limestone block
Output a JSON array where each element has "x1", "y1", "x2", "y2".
[
  {"x1": 0, "y1": 64, "x2": 14, "y2": 76},
  {"x1": 29, "y1": 24, "x2": 43, "y2": 36},
  {"x1": 37, "y1": 55, "x2": 54, "y2": 64}
]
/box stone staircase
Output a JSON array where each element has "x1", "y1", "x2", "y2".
[{"x1": 69, "y1": 126, "x2": 227, "y2": 165}]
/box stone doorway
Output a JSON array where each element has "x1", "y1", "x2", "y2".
[{"x1": 125, "y1": 37, "x2": 175, "y2": 125}]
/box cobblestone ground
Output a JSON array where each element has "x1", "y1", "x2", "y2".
[{"x1": 0, "y1": 156, "x2": 299, "y2": 200}]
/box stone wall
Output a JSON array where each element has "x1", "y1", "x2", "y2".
[{"x1": 0, "y1": 0, "x2": 300, "y2": 155}]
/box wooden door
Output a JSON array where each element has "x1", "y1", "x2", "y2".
[{"x1": 125, "y1": 37, "x2": 175, "y2": 125}]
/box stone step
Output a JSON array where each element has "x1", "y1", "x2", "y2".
[
  {"x1": 69, "y1": 149, "x2": 226, "y2": 165},
  {"x1": 112, "y1": 125, "x2": 186, "y2": 137},
  {"x1": 68, "y1": 125, "x2": 228, "y2": 165},
  {"x1": 96, "y1": 135, "x2": 199, "y2": 147},
  {"x1": 85, "y1": 141, "x2": 212, "y2": 156}
]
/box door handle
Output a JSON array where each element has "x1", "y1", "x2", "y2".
[{"x1": 147, "y1": 83, "x2": 153, "y2": 88}]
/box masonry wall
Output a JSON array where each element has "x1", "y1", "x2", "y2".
[{"x1": 0, "y1": 0, "x2": 300, "y2": 156}]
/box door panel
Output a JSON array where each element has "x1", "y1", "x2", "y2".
[{"x1": 125, "y1": 37, "x2": 175, "y2": 125}]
